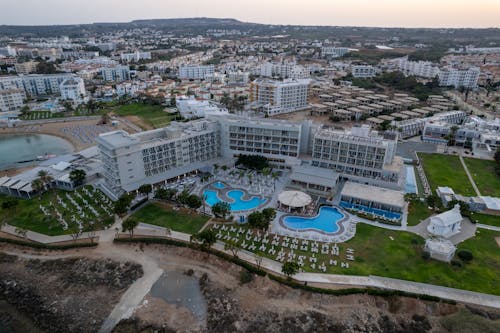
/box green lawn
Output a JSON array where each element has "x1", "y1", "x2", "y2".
[
  {"x1": 129, "y1": 202, "x2": 209, "y2": 234},
  {"x1": 0, "y1": 186, "x2": 114, "y2": 236},
  {"x1": 418, "y1": 153, "x2": 475, "y2": 196},
  {"x1": 470, "y1": 213, "x2": 500, "y2": 227},
  {"x1": 113, "y1": 103, "x2": 177, "y2": 129},
  {"x1": 463, "y1": 157, "x2": 500, "y2": 197},
  {"x1": 211, "y1": 223, "x2": 500, "y2": 295},
  {"x1": 407, "y1": 200, "x2": 433, "y2": 226},
  {"x1": 21, "y1": 111, "x2": 63, "y2": 120}
]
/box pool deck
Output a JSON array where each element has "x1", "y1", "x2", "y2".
[{"x1": 278, "y1": 206, "x2": 350, "y2": 237}]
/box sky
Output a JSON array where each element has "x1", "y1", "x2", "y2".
[{"x1": 1, "y1": 0, "x2": 499, "y2": 28}]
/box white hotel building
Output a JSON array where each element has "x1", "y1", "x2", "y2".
[
  {"x1": 0, "y1": 89, "x2": 26, "y2": 112},
  {"x1": 438, "y1": 67, "x2": 480, "y2": 89},
  {"x1": 98, "y1": 115, "x2": 402, "y2": 198},
  {"x1": 250, "y1": 79, "x2": 310, "y2": 115},
  {"x1": 0, "y1": 73, "x2": 76, "y2": 96}
]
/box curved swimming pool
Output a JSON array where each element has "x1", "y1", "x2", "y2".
[
  {"x1": 282, "y1": 206, "x2": 344, "y2": 233},
  {"x1": 203, "y1": 189, "x2": 266, "y2": 211}
]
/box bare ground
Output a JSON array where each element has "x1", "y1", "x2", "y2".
[{"x1": 1, "y1": 242, "x2": 500, "y2": 333}]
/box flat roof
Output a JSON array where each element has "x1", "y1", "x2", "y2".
[
  {"x1": 289, "y1": 165, "x2": 339, "y2": 186},
  {"x1": 341, "y1": 181, "x2": 405, "y2": 208}
]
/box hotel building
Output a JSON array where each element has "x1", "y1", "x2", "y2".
[
  {"x1": 178, "y1": 64, "x2": 215, "y2": 80},
  {"x1": 250, "y1": 79, "x2": 310, "y2": 115}
]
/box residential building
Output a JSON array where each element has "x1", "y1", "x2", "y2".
[
  {"x1": 0, "y1": 89, "x2": 26, "y2": 112},
  {"x1": 227, "y1": 71, "x2": 250, "y2": 85},
  {"x1": 396, "y1": 56, "x2": 440, "y2": 78},
  {"x1": 14, "y1": 61, "x2": 39, "y2": 74},
  {"x1": 352, "y1": 65, "x2": 377, "y2": 78},
  {"x1": 178, "y1": 64, "x2": 215, "y2": 80},
  {"x1": 100, "y1": 66, "x2": 131, "y2": 82},
  {"x1": 250, "y1": 79, "x2": 310, "y2": 115},
  {"x1": 120, "y1": 51, "x2": 152, "y2": 62},
  {"x1": 60, "y1": 77, "x2": 87, "y2": 105},
  {"x1": 19, "y1": 73, "x2": 75, "y2": 96},
  {"x1": 438, "y1": 67, "x2": 480, "y2": 89},
  {"x1": 321, "y1": 47, "x2": 350, "y2": 58}
]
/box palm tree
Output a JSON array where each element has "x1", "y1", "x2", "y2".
[
  {"x1": 31, "y1": 179, "x2": 45, "y2": 197},
  {"x1": 37, "y1": 170, "x2": 53, "y2": 190}
]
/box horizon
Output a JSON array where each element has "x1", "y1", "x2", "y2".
[{"x1": 1, "y1": 0, "x2": 499, "y2": 29}]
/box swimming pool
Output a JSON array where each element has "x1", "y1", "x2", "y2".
[
  {"x1": 203, "y1": 189, "x2": 266, "y2": 211},
  {"x1": 213, "y1": 182, "x2": 226, "y2": 189},
  {"x1": 282, "y1": 206, "x2": 344, "y2": 233},
  {"x1": 404, "y1": 165, "x2": 417, "y2": 194},
  {"x1": 340, "y1": 201, "x2": 401, "y2": 220}
]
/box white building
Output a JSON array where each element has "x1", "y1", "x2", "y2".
[
  {"x1": 250, "y1": 79, "x2": 310, "y2": 115},
  {"x1": 175, "y1": 96, "x2": 228, "y2": 119},
  {"x1": 438, "y1": 67, "x2": 480, "y2": 89},
  {"x1": 396, "y1": 56, "x2": 440, "y2": 79},
  {"x1": 0, "y1": 89, "x2": 26, "y2": 112},
  {"x1": 19, "y1": 74, "x2": 75, "y2": 96},
  {"x1": 352, "y1": 65, "x2": 377, "y2": 78},
  {"x1": 120, "y1": 51, "x2": 152, "y2": 62},
  {"x1": 321, "y1": 47, "x2": 350, "y2": 58},
  {"x1": 100, "y1": 66, "x2": 131, "y2": 82},
  {"x1": 59, "y1": 77, "x2": 87, "y2": 105},
  {"x1": 427, "y1": 204, "x2": 463, "y2": 238},
  {"x1": 259, "y1": 63, "x2": 309, "y2": 79},
  {"x1": 178, "y1": 64, "x2": 215, "y2": 80},
  {"x1": 227, "y1": 71, "x2": 250, "y2": 85}
]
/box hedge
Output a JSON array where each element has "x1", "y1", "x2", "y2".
[
  {"x1": 114, "y1": 237, "x2": 455, "y2": 304},
  {"x1": 0, "y1": 237, "x2": 98, "y2": 250}
]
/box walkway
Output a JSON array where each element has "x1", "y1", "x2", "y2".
[
  {"x1": 459, "y1": 154, "x2": 481, "y2": 197},
  {"x1": 477, "y1": 224, "x2": 500, "y2": 232}
]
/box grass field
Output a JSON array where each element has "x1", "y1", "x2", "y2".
[
  {"x1": 211, "y1": 222, "x2": 500, "y2": 295},
  {"x1": 129, "y1": 202, "x2": 209, "y2": 234},
  {"x1": 21, "y1": 111, "x2": 63, "y2": 120},
  {"x1": 407, "y1": 199, "x2": 433, "y2": 226},
  {"x1": 463, "y1": 157, "x2": 500, "y2": 197},
  {"x1": 113, "y1": 103, "x2": 177, "y2": 129},
  {"x1": 418, "y1": 153, "x2": 475, "y2": 196},
  {"x1": 0, "y1": 186, "x2": 114, "y2": 236},
  {"x1": 470, "y1": 213, "x2": 500, "y2": 227}
]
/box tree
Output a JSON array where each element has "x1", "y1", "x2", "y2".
[
  {"x1": 247, "y1": 211, "x2": 269, "y2": 230},
  {"x1": 262, "y1": 208, "x2": 276, "y2": 222},
  {"x1": 426, "y1": 194, "x2": 440, "y2": 209},
  {"x1": 122, "y1": 217, "x2": 139, "y2": 237},
  {"x1": 176, "y1": 189, "x2": 190, "y2": 205},
  {"x1": 186, "y1": 194, "x2": 202, "y2": 210},
  {"x1": 155, "y1": 188, "x2": 177, "y2": 200},
  {"x1": 457, "y1": 249, "x2": 473, "y2": 262},
  {"x1": 100, "y1": 112, "x2": 111, "y2": 125},
  {"x1": 224, "y1": 239, "x2": 240, "y2": 257},
  {"x1": 281, "y1": 261, "x2": 299, "y2": 279},
  {"x1": 31, "y1": 178, "x2": 45, "y2": 196},
  {"x1": 37, "y1": 170, "x2": 53, "y2": 190},
  {"x1": 191, "y1": 229, "x2": 217, "y2": 251},
  {"x1": 494, "y1": 147, "x2": 500, "y2": 164},
  {"x1": 69, "y1": 169, "x2": 86, "y2": 186},
  {"x1": 212, "y1": 202, "x2": 231, "y2": 219},
  {"x1": 114, "y1": 193, "x2": 133, "y2": 216},
  {"x1": 254, "y1": 254, "x2": 264, "y2": 270},
  {"x1": 138, "y1": 184, "x2": 153, "y2": 196},
  {"x1": 70, "y1": 229, "x2": 82, "y2": 243},
  {"x1": 2, "y1": 198, "x2": 18, "y2": 210}
]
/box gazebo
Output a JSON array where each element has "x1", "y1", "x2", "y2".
[{"x1": 278, "y1": 190, "x2": 312, "y2": 213}]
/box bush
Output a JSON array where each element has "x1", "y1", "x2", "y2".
[
  {"x1": 457, "y1": 249, "x2": 473, "y2": 262},
  {"x1": 422, "y1": 251, "x2": 431, "y2": 260},
  {"x1": 451, "y1": 259, "x2": 463, "y2": 267},
  {"x1": 0, "y1": 237, "x2": 97, "y2": 250},
  {"x1": 239, "y1": 270, "x2": 254, "y2": 284}
]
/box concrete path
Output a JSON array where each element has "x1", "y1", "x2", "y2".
[
  {"x1": 477, "y1": 224, "x2": 500, "y2": 232},
  {"x1": 459, "y1": 154, "x2": 481, "y2": 197}
]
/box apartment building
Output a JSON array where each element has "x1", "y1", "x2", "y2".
[
  {"x1": 0, "y1": 89, "x2": 26, "y2": 112},
  {"x1": 352, "y1": 65, "x2": 377, "y2": 78},
  {"x1": 20, "y1": 74, "x2": 76, "y2": 96},
  {"x1": 250, "y1": 79, "x2": 310, "y2": 115},
  {"x1": 310, "y1": 125, "x2": 401, "y2": 188},
  {"x1": 60, "y1": 77, "x2": 87, "y2": 105},
  {"x1": 396, "y1": 57, "x2": 440, "y2": 78},
  {"x1": 14, "y1": 61, "x2": 39, "y2": 74},
  {"x1": 259, "y1": 63, "x2": 309, "y2": 79},
  {"x1": 97, "y1": 119, "x2": 221, "y2": 198},
  {"x1": 438, "y1": 67, "x2": 480, "y2": 89},
  {"x1": 227, "y1": 71, "x2": 250, "y2": 85},
  {"x1": 321, "y1": 47, "x2": 350, "y2": 58},
  {"x1": 100, "y1": 66, "x2": 131, "y2": 82},
  {"x1": 178, "y1": 64, "x2": 215, "y2": 80},
  {"x1": 0, "y1": 76, "x2": 24, "y2": 91},
  {"x1": 120, "y1": 51, "x2": 152, "y2": 62}
]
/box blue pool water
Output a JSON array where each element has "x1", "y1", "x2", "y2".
[
  {"x1": 282, "y1": 206, "x2": 344, "y2": 233},
  {"x1": 340, "y1": 201, "x2": 402, "y2": 220},
  {"x1": 213, "y1": 182, "x2": 226, "y2": 189},
  {"x1": 404, "y1": 166, "x2": 417, "y2": 194},
  {"x1": 204, "y1": 189, "x2": 266, "y2": 211}
]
